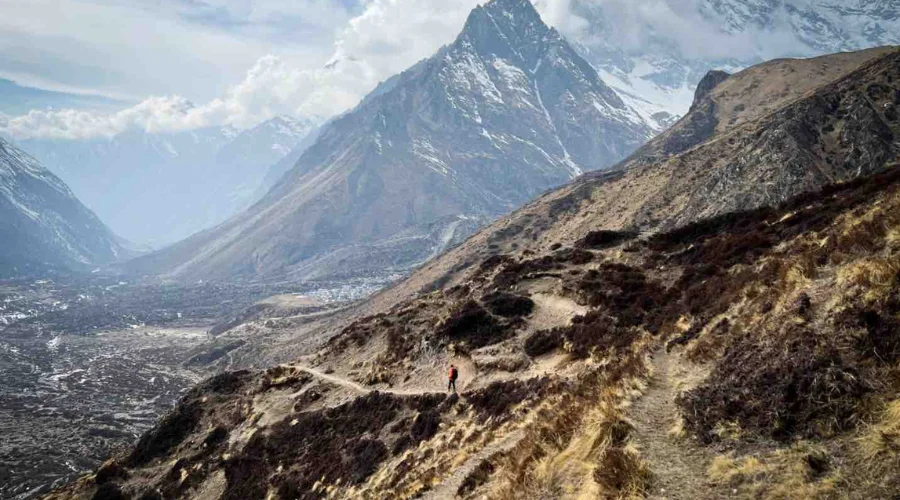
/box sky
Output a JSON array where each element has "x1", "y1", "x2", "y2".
[
  {"x1": 0, "y1": 0, "x2": 491, "y2": 139},
  {"x1": 0, "y1": 0, "x2": 894, "y2": 141}
]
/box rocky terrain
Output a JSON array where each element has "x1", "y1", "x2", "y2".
[
  {"x1": 0, "y1": 276, "x2": 388, "y2": 499},
  {"x1": 0, "y1": 138, "x2": 126, "y2": 277},
  {"x1": 124, "y1": 0, "x2": 655, "y2": 283},
  {"x1": 44, "y1": 45, "x2": 900, "y2": 499},
  {"x1": 567, "y1": 0, "x2": 900, "y2": 123}
]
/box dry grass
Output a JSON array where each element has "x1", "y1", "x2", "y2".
[
  {"x1": 858, "y1": 399, "x2": 900, "y2": 460},
  {"x1": 707, "y1": 444, "x2": 838, "y2": 499},
  {"x1": 486, "y1": 346, "x2": 653, "y2": 500},
  {"x1": 835, "y1": 257, "x2": 900, "y2": 306}
]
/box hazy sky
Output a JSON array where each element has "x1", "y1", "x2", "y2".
[
  {"x1": 1, "y1": 0, "x2": 894, "y2": 140},
  {"x1": 0, "y1": 0, "x2": 495, "y2": 139}
]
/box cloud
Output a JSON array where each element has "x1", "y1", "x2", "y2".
[
  {"x1": 0, "y1": 0, "x2": 853, "y2": 141},
  {"x1": 1, "y1": 0, "x2": 487, "y2": 140}
]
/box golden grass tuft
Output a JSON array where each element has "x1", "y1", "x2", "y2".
[
  {"x1": 858, "y1": 399, "x2": 900, "y2": 461},
  {"x1": 707, "y1": 444, "x2": 838, "y2": 499},
  {"x1": 835, "y1": 258, "x2": 900, "y2": 306}
]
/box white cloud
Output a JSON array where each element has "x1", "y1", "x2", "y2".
[
  {"x1": 1, "y1": 0, "x2": 488, "y2": 140},
  {"x1": 2, "y1": 0, "x2": 863, "y2": 140}
]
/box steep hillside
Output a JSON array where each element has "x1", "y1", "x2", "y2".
[
  {"x1": 126, "y1": 0, "x2": 654, "y2": 282},
  {"x1": 385, "y1": 46, "x2": 900, "y2": 300},
  {"x1": 0, "y1": 138, "x2": 125, "y2": 276},
  {"x1": 48, "y1": 164, "x2": 900, "y2": 500},
  {"x1": 46, "y1": 46, "x2": 900, "y2": 500}
]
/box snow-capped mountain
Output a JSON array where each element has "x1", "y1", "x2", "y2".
[
  {"x1": 0, "y1": 137, "x2": 125, "y2": 276},
  {"x1": 18, "y1": 116, "x2": 318, "y2": 246},
  {"x1": 126, "y1": 0, "x2": 655, "y2": 282},
  {"x1": 562, "y1": 0, "x2": 900, "y2": 123}
]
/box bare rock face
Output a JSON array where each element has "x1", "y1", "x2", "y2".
[
  {"x1": 0, "y1": 138, "x2": 124, "y2": 276},
  {"x1": 126, "y1": 0, "x2": 654, "y2": 283}
]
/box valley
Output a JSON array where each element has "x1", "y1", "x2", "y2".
[{"x1": 0, "y1": 275, "x2": 395, "y2": 499}]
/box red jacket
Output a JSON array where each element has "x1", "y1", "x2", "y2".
[{"x1": 449, "y1": 367, "x2": 458, "y2": 380}]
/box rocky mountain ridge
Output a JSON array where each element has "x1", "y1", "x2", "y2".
[
  {"x1": 568, "y1": 0, "x2": 900, "y2": 123},
  {"x1": 0, "y1": 137, "x2": 125, "y2": 277},
  {"x1": 125, "y1": 0, "x2": 655, "y2": 282}
]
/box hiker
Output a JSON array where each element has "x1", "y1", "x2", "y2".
[{"x1": 448, "y1": 364, "x2": 459, "y2": 392}]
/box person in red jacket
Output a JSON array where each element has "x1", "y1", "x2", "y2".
[{"x1": 448, "y1": 364, "x2": 459, "y2": 393}]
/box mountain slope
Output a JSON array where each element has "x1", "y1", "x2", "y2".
[
  {"x1": 128, "y1": 0, "x2": 654, "y2": 282},
  {"x1": 386, "y1": 45, "x2": 900, "y2": 300},
  {"x1": 46, "y1": 46, "x2": 900, "y2": 498},
  {"x1": 19, "y1": 116, "x2": 317, "y2": 246},
  {"x1": 567, "y1": 0, "x2": 900, "y2": 123},
  {"x1": 0, "y1": 138, "x2": 124, "y2": 276}
]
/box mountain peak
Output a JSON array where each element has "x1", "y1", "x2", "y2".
[
  {"x1": 458, "y1": 0, "x2": 552, "y2": 66},
  {"x1": 690, "y1": 70, "x2": 730, "y2": 110}
]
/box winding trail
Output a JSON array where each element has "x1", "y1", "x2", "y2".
[
  {"x1": 424, "y1": 429, "x2": 525, "y2": 500},
  {"x1": 293, "y1": 364, "x2": 449, "y2": 397},
  {"x1": 628, "y1": 348, "x2": 715, "y2": 499}
]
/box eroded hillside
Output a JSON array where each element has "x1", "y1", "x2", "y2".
[
  {"x1": 45, "y1": 47, "x2": 900, "y2": 500},
  {"x1": 48, "y1": 163, "x2": 900, "y2": 499}
]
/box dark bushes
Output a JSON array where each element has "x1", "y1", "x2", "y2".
[
  {"x1": 126, "y1": 401, "x2": 202, "y2": 467},
  {"x1": 437, "y1": 300, "x2": 509, "y2": 349},
  {"x1": 552, "y1": 247, "x2": 594, "y2": 265},
  {"x1": 560, "y1": 312, "x2": 641, "y2": 359},
  {"x1": 524, "y1": 329, "x2": 563, "y2": 357},
  {"x1": 95, "y1": 462, "x2": 129, "y2": 485},
  {"x1": 199, "y1": 370, "x2": 251, "y2": 395},
  {"x1": 492, "y1": 256, "x2": 563, "y2": 289},
  {"x1": 678, "y1": 329, "x2": 869, "y2": 442},
  {"x1": 224, "y1": 392, "x2": 445, "y2": 500},
  {"x1": 482, "y1": 292, "x2": 534, "y2": 317},
  {"x1": 91, "y1": 483, "x2": 127, "y2": 500},
  {"x1": 466, "y1": 378, "x2": 550, "y2": 422},
  {"x1": 576, "y1": 230, "x2": 638, "y2": 250},
  {"x1": 575, "y1": 264, "x2": 668, "y2": 331}
]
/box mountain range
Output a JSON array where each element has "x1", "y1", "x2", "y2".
[
  {"x1": 124, "y1": 0, "x2": 655, "y2": 282},
  {"x1": 0, "y1": 137, "x2": 125, "y2": 277},
  {"x1": 17, "y1": 115, "x2": 318, "y2": 247},
  {"x1": 46, "y1": 39, "x2": 900, "y2": 500},
  {"x1": 567, "y1": 0, "x2": 900, "y2": 122}
]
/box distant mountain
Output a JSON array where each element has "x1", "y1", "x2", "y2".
[
  {"x1": 126, "y1": 0, "x2": 655, "y2": 282},
  {"x1": 565, "y1": 0, "x2": 900, "y2": 123},
  {"x1": 19, "y1": 116, "x2": 318, "y2": 246},
  {"x1": 0, "y1": 137, "x2": 125, "y2": 277}
]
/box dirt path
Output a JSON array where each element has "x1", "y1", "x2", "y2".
[
  {"x1": 529, "y1": 293, "x2": 588, "y2": 330},
  {"x1": 294, "y1": 364, "x2": 448, "y2": 397},
  {"x1": 628, "y1": 348, "x2": 715, "y2": 499},
  {"x1": 424, "y1": 429, "x2": 524, "y2": 500}
]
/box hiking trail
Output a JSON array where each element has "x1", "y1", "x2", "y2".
[
  {"x1": 293, "y1": 363, "x2": 468, "y2": 397},
  {"x1": 424, "y1": 429, "x2": 524, "y2": 500},
  {"x1": 628, "y1": 347, "x2": 716, "y2": 499}
]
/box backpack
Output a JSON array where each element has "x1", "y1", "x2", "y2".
[{"x1": 449, "y1": 367, "x2": 458, "y2": 380}]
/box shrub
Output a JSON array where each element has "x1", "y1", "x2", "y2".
[
  {"x1": 437, "y1": 300, "x2": 510, "y2": 349},
  {"x1": 482, "y1": 292, "x2": 534, "y2": 317},
  {"x1": 126, "y1": 401, "x2": 202, "y2": 467},
  {"x1": 576, "y1": 230, "x2": 638, "y2": 250},
  {"x1": 678, "y1": 328, "x2": 869, "y2": 442},
  {"x1": 524, "y1": 330, "x2": 563, "y2": 357}
]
